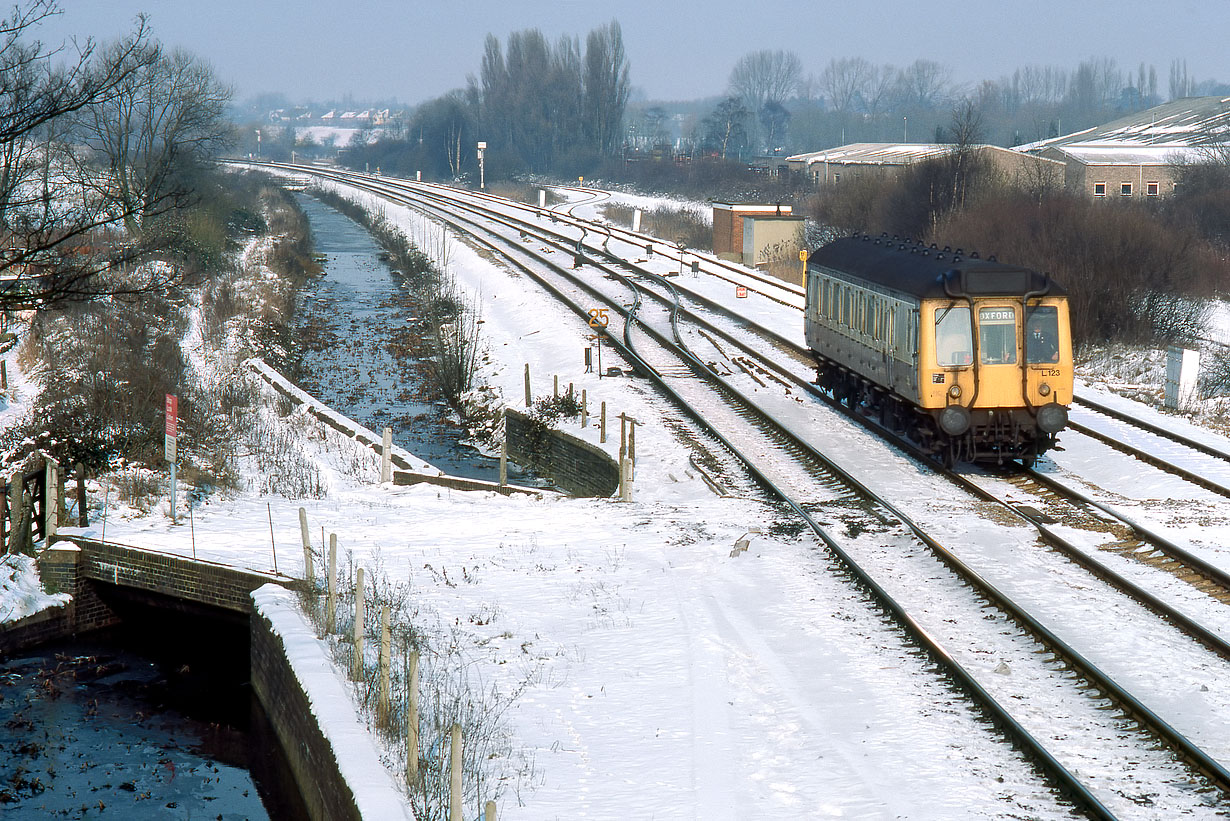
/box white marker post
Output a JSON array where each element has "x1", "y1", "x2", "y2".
[{"x1": 165, "y1": 394, "x2": 177, "y2": 523}]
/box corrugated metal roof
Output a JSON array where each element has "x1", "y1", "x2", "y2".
[
  {"x1": 1052, "y1": 144, "x2": 1208, "y2": 165},
  {"x1": 786, "y1": 143, "x2": 958, "y2": 166},
  {"x1": 1017, "y1": 97, "x2": 1230, "y2": 154}
]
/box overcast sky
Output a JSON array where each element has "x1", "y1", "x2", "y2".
[{"x1": 32, "y1": 0, "x2": 1225, "y2": 105}]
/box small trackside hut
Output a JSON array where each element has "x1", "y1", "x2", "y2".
[{"x1": 804, "y1": 234, "x2": 1073, "y2": 466}]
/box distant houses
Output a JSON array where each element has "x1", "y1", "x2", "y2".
[
  {"x1": 785, "y1": 97, "x2": 1230, "y2": 199},
  {"x1": 266, "y1": 108, "x2": 401, "y2": 127}
]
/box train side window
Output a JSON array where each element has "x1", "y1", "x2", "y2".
[
  {"x1": 935, "y1": 306, "x2": 972, "y2": 366},
  {"x1": 978, "y1": 306, "x2": 1017, "y2": 365},
  {"x1": 1025, "y1": 305, "x2": 1060, "y2": 363}
]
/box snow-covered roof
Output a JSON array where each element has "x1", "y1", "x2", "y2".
[
  {"x1": 1017, "y1": 96, "x2": 1230, "y2": 156},
  {"x1": 1049, "y1": 144, "x2": 1210, "y2": 166},
  {"x1": 786, "y1": 142, "x2": 1051, "y2": 168},
  {"x1": 786, "y1": 143, "x2": 957, "y2": 166}
]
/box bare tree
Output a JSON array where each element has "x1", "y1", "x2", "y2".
[
  {"x1": 1169, "y1": 58, "x2": 1192, "y2": 100},
  {"x1": 703, "y1": 96, "x2": 749, "y2": 159},
  {"x1": 728, "y1": 49, "x2": 802, "y2": 115},
  {"x1": 819, "y1": 57, "x2": 872, "y2": 114},
  {"x1": 81, "y1": 42, "x2": 232, "y2": 237},
  {"x1": 895, "y1": 59, "x2": 951, "y2": 110},
  {"x1": 0, "y1": 2, "x2": 169, "y2": 311},
  {"x1": 862, "y1": 62, "x2": 898, "y2": 118},
  {"x1": 583, "y1": 20, "x2": 630, "y2": 157}
]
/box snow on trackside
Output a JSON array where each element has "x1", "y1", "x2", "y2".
[{"x1": 8, "y1": 171, "x2": 1230, "y2": 818}]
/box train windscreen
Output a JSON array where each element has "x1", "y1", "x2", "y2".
[
  {"x1": 935, "y1": 306, "x2": 973, "y2": 366},
  {"x1": 1026, "y1": 306, "x2": 1061, "y2": 363},
  {"x1": 978, "y1": 306, "x2": 1017, "y2": 365}
]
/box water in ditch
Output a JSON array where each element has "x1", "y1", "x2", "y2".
[
  {"x1": 289, "y1": 193, "x2": 530, "y2": 483},
  {"x1": 0, "y1": 616, "x2": 299, "y2": 818}
]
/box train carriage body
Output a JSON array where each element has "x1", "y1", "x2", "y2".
[{"x1": 804, "y1": 235, "x2": 1072, "y2": 465}]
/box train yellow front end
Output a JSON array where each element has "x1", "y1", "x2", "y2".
[{"x1": 920, "y1": 295, "x2": 1072, "y2": 464}]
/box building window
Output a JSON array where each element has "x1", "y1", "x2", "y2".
[
  {"x1": 1093, "y1": 182, "x2": 1106, "y2": 196},
  {"x1": 1120, "y1": 182, "x2": 1132, "y2": 196},
  {"x1": 1147, "y1": 181, "x2": 1159, "y2": 196},
  {"x1": 834, "y1": 173, "x2": 841, "y2": 183}
]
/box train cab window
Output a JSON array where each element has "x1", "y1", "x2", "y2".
[
  {"x1": 935, "y1": 306, "x2": 973, "y2": 366},
  {"x1": 1026, "y1": 306, "x2": 1061, "y2": 364},
  {"x1": 978, "y1": 306, "x2": 1017, "y2": 365}
]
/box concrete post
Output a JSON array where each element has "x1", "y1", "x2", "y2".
[
  {"x1": 7, "y1": 471, "x2": 20, "y2": 552},
  {"x1": 378, "y1": 605, "x2": 391, "y2": 728},
  {"x1": 298, "y1": 508, "x2": 313, "y2": 585},
  {"x1": 16, "y1": 488, "x2": 31, "y2": 553},
  {"x1": 56, "y1": 464, "x2": 67, "y2": 530},
  {"x1": 600, "y1": 402, "x2": 607, "y2": 443},
  {"x1": 553, "y1": 374, "x2": 559, "y2": 398},
  {"x1": 1165, "y1": 346, "x2": 1201, "y2": 410},
  {"x1": 326, "y1": 533, "x2": 337, "y2": 634},
  {"x1": 486, "y1": 800, "x2": 497, "y2": 821},
  {"x1": 76, "y1": 463, "x2": 87, "y2": 527},
  {"x1": 619, "y1": 414, "x2": 628, "y2": 464},
  {"x1": 628, "y1": 419, "x2": 637, "y2": 480},
  {"x1": 450, "y1": 724, "x2": 463, "y2": 821},
  {"x1": 1, "y1": 360, "x2": 6, "y2": 390},
  {"x1": 381, "y1": 427, "x2": 393, "y2": 483},
  {"x1": 352, "y1": 567, "x2": 365, "y2": 681},
  {"x1": 7, "y1": 475, "x2": 21, "y2": 551},
  {"x1": 44, "y1": 458, "x2": 58, "y2": 540},
  {"x1": 499, "y1": 441, "x2": 507, "y2": 488},
  {"x1": 581, "y1": 390, "x2": 588, "y2": 428},
  {"x1": 524, "y1": 364, "x2": 532, "y2": 408},
  {"x1": 406, "y1": 650, "x2": 420, "y2": 787}
]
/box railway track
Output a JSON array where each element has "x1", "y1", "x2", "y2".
[{"x1": 244, "y1": 163, "x2": 1230, "y2": 817}]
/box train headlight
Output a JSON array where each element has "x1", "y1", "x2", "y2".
[
  {"x1": 947, "y1": 385, "x2": 962, "y2": 399},
  {"x1": 1036, "y1": 402, "x2": 1068, "y2": 433},
  {"x1": 1038, "y1": 383, "x2": 1051, "y2": 397},
  {"x1": 938, "y1": 405, "x2": 971, "y2": 436}
]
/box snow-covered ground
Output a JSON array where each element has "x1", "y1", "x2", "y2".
[{"x1": 3, "y1": 176, "x2": 1230, "y2": 818}]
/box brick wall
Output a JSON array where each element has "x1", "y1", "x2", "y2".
[
  {"x1": 250, "y1": 606, "x2": 367, "y2": 820},
  {"x1": 0, "y1": 603, "x2": 71, "y2": 656},
  {"x1": 504, "y1": 409, "x2": 619, "y2": 497},
  {"x1": 63, "y1": 537, "x2": 287, "y2": 614}
]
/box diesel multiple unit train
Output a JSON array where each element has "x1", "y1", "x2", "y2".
[{"x1": 804, "y1": 235, "x2": 1072, "y2": 466}]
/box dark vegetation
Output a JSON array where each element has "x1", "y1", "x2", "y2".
[
  {"x1": 806, "y1": 145, "x2": 1230, "y2": 348},
  {"x1": 599, "y1": 202, "x2": 711, "y2": 251},
  {"x1": 0, "y1": 173, "x2": 315, "y2": 486}
]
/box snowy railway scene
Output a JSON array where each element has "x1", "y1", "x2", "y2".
[{"x1": 3, "y1": 2, "x2": 1230, "y2": 819}]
